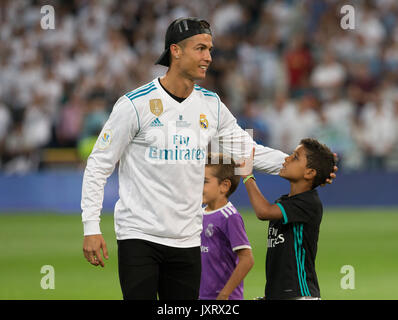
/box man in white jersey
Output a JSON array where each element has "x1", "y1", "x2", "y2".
[{"x1": 81, "y1": 17, "x2": 335, "y2": 300}]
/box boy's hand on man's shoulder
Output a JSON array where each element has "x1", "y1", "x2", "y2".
[
  {"x1": 322, "y1": 153, "x2": 338, "y2": 186},
  {"x1": 236, "y1": 147, "x2": 255, "y2": 179}
]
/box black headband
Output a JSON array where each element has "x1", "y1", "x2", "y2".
[{"x1": 155, "y1": 17, "x2": 212, "y2": 67}]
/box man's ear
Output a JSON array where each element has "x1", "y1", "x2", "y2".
[
  {"x1": 170, "y1": 44, "x2": 182, "y2": 60},
  {"x1": 304, "y1": 168, "x2": 317, "y2": 181}
]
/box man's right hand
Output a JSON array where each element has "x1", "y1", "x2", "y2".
[{"x1": 83, "y1": 234, "x2": 109, "y2": 267}]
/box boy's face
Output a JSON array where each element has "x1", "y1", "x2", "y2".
[
  {"x1": 279, "y1": 145, "x2": 313, "y2": 182},
  {"x1": 203, "y1": 166, "x2": 228, "y2": 206}
]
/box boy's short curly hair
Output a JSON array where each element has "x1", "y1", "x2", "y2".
[
  {"x1": 206, "y1": 153, "x2": 240, "y2": 198},
  {"x1": 300, "y1": 138, "x2": 336, "y2": 189}
]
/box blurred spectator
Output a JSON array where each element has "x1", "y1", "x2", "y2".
[
  {"x1": 254, "y1": 30, "x2": 287, "y2": 99},
  {"x1": 56, "y1": 92, "x2": 84, "y2": 148},
  {"x1": 355, "y1": 91, "x2": 398, "y2": 170},
  {"x1": 312, "y1": 112, "x2": 348, "y2": 164},
  {"x1": 310, "y1": 49, "x2": 346, "y2": 101},
  {"x1": 100, "y1": 29, "x2": 137, "y2": 78},
  {"x1": 2, "y1": 108, "x2": 40, "y2": 174},
  {"x1": 221, "y1": 60, "x2": 248, "y2": 116},
  {"x1": 2, "y1": 89, "x2": 53, "y2": 173},
  {"x1": 212, "y1": 0, "x2": 244, "y2": 35},
  {"x1": 284, "y1": 34, "x2": 313, "y2": 98},
  {"x1": 237, "y1": 96, "x2": 270, "y2": 145},
  {"x1": 23, "y1": 92, "x2": 52, "y2": 151},
  {"x1": 0, "y1": 103, "x2": 11, "y2": 144},
  {"x1": 262, "y1": 92, "x2": 297, "y2": 151},
  {"x1": 383, "y1": 40, "x2": 398, "y2": 72},
  {"x1": 0, "y1": 103, "x2": 11, "y2": 169},
  {"x1": 264, "y1": 0, "x2": 302, "y2": 43},
  {"x1": 318, "y1": 89, "x2": 360, "y2": 170},
  {"x1": 282, "y1": 93, "x2": 320, "y2": 153},
  {"x1": 356, "y1": 4, "x2": 386, "y2": 52},
  {"x1": 79, "y1": 90, "x2": 109, "y2": 141},
  {"x1": 76, "y1": 90, "x2": 109, "y2": 161},
  {"x1": 347, "y1": 62, "x2": 378, "y2": 112},
  {"x1": 264, "y1": 93, "x2": 320, "y2": 154}
]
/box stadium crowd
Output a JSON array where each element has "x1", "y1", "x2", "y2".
[{"x1": 1, "y1": 0, "x2": 398, "y2": 174}]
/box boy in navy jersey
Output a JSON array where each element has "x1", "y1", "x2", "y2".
[
  {"x1": 200, "y1": 153, "x2": 254, "y2": 300},
  {"x1": 240, "y1": 138, "x2": 336, "y2": 300}
]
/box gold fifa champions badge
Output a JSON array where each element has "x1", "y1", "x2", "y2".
[
  {"x1": 149, "y1": 99, "x2": 164, "y2": 117},
  {"x1": 199, "y1": 114, "x2": 209, "y2": 129}
]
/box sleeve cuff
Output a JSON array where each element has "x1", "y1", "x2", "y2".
[
  {"x1": 232, "y1": 245, "x2": 252, "y2": 252},
  {"x1": 276, "y1": 203, "x2": 288, "y2": 224},
  {"x1": 83, "y1": 220, "x2": 102, "y2": 236}
]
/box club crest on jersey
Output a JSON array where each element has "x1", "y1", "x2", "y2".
[
  {"x1": 199, "y1": 114, "x2": 208, "y2": 129},
  {"x1": 205, "y1": 223, "x2": 214, "y2": 237},
  {"x1": 149, "y1": 99, "x2": 163, "y2": 117}
]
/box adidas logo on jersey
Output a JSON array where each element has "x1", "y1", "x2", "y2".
[{"x1": 150, "y1": 118, "x2": 164, "y2": 127}]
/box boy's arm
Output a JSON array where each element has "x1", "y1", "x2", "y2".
[
  {"x1": 217, "y1": 248, "x2": 254, "y2": 300},
  {"x1": 243, "y1": 178, "x2": 283, "y2": 221},
  {"x1": 239, "y1": 147, "x2": 283, "y2": 221}
]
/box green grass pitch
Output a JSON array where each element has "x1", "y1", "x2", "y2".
[{"x1": 0, "y1": 209, "x2": 397, "y2": 300}]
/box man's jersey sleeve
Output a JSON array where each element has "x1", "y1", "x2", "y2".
[
  {"x1": 276, "y1": 196, "x2": 322, "y2": 225},
  {"x1": 215, "y1": 99, "x2": 287, "y2": 175},
  {"x1": 81, "y1": 96, "x2": 139, "y2": 235}
]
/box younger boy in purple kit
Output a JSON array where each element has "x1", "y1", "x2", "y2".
[{"x1": 199, "y1": 153, "x2": 254, "y2": 300}]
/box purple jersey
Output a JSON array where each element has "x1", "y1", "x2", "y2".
[{"x1": 199, "y1": 202, "x2": 251, "y2": 300}]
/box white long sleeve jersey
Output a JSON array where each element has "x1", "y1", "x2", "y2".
[{"x1": 81, "y1": 78, "x2": 287, "y2": 247}]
